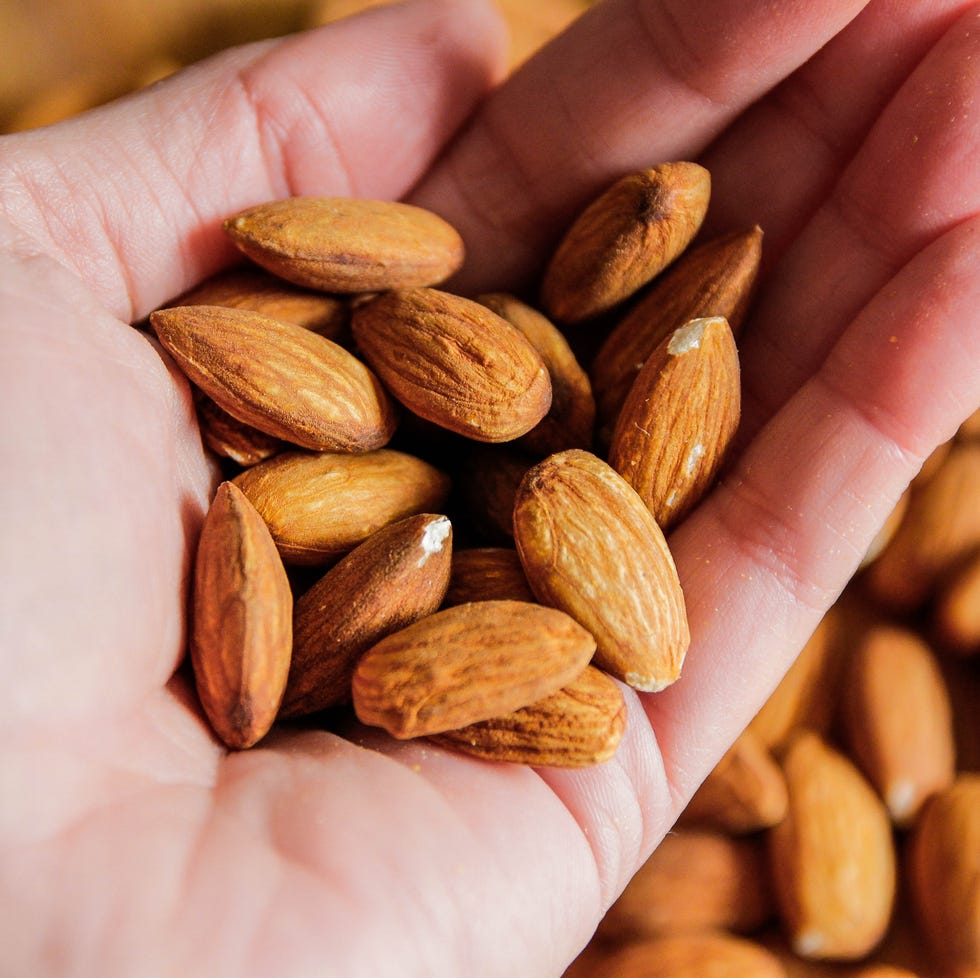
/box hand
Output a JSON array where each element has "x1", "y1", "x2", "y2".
[{"x1": 1, "y1": 0, "x2": 977, "y2": 974}]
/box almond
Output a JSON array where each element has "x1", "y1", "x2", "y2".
[
  {"x1": 454, "y1": 445, "x2": 532, "y2": 544},
  {"x1": 222, "y1": 196, "x2": 464, "y2": 292},
  {"x1": 933, "y1": 546, "x2": 980, "y2": 657},
  {"x1": 512, "y1": 449, "x2": 689, "y2": 691},
  {"x1": 191, "y1": 481, "x2": 292, "y2": 749},
  {"x1": 150, "y1": 304, "x2": 397, "y2": 453},
  {"x1": 351, "y1": 600, "x2": 596, "y2": 738},
  {"x1": 233, "y1": 448, "x2": 451, "y2": 565},
  {"x1": 540, "y1": 162, "x2": 711, "y2": 323},
  {"x1": 429, "y1": 664, "x2": 625, "y2": 767},
  {"x1": 351, "y1": 288, "x2": 552, "y2": 442},
  {"x1": 281, "y1": 514, "x2": 452, "y2": 718},
  {"x1": 608, "y1": 316, "x2": 740, "y2": 530},
  {"x1": 194, "y1": 392, "x2": 284, "y2": 467},
  {"x1": 443, "y1": 547, "x2": 535, "y2": 607}
]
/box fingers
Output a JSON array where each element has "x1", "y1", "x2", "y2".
[
  {"x1": 0, "y1": 0, "x2": 507, "y2": 322},
  {"x1": 410, "y1": 0, "x2": 869, "y2": 294}
]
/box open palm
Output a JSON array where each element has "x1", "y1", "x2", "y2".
[{"x1": 1, "y1": 0, "x2": 978, "y2": 975}]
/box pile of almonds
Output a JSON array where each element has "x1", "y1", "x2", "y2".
[
  {"x1": 563, "y1": 414, "x2": 980, "y2": 977},
  {"x1": 150, "y1": 160, "x2": 758, "y2": 765}
]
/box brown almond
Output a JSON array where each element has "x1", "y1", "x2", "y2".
[
  {"x1": 957, "y1": 405, "x2": 980, "y2": 441},
  {"x1": 609, "y1": 316, "x2": 740, "y2": 530},
  {"x1": 351, "y1": 288, "x2": 552, "y2": 442},
  {"x1": 841, "y1": 623, "x2": 955, "y2": 826},
  {"x1": 429, "y1": 664, "x2": 625, "y2": 767},
  {"x1": 191, "y1": 481, "x2": 292, "y2": 749},
  {"x1": 513, "y1": 449, "x2": 689, "y2": 691},
  {"x1": 351, "y1": 600, "x2": 596, "y2": 738},
  {"x1": 443, "y1": 547, "x2": 535, "y2": 607},
  {"x1": 222, "y1": 196, "x2": 464, "y2": 292},
  {"x1": 933, "y1": 546, "x2": 980, "y2": 657},
  {"x1": 233, "y1": 448, "x2": 451, "y2": 565},
  {"x1": 150, "y1": 304, "x2": 397, "y2": 453},
  {"x1": 590, "y1": 226, "x2": 762, "y2": 441},
  {"x1": 540, "y1": 162, "x2": 711, "y2": 323},
  {"x1": 454, "y1": 445, "x2": 532, "y2": 544},
  {"x1": 194, "y1": 393, "x2": 284, "y2": 467},
  {"x1": 477, "y1": 292, "x2": 595, "y2": 454},
  {"x1": 769, "y1": 732, "x2": 896, "y2": 961},
  {"x1": 281, "y1": 514, "x2": 452, "y2": 718}
]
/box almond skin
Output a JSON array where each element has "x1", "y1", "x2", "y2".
[
  {"x1": 933, "y1": 547, "x2": 980, "y2": 657},
  {"x1": 443, "y1": 547, "x2": 535, "y2": 607},
  {"x1": 150, "y1": 304, "x2": 397, "y2": 453},
  {"x1": 429, "y1": 665, "x2": 625, "y2": 767},
  {"x1": 351, "y1": 288, "x2": 552, "y2": 443},
  {"x1": 351, "y1": 600, "x2": 596, "y2": 738},
  {"x1": 454, "y1": 445, "x2": 532, "y2": 545},
  {"x1": 513, "y1": 449, "x2": 689, "y2": 691},
  {"x1": 608, "y1": 316, "x2": 740, "y2": 530},
  {"x1": 233, "y1": 448, "x2": 451, "y2": 565},
  {"x1": 281, "y1": 514, "x2": 452, "y2": 718},
  {"x1": 222, "y1": 196, "x2": 464, "y2": 292},
  {"x1": 541, "y1": 162, "x2": 711, "y2": 323},
  {"x1": 194, "y1": 392, "x2": 284, "y2": 467},
  {"x1": 191, "y1": 481, "x2": 292, "y2": 749}
]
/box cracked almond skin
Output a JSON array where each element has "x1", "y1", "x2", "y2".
[
  {"x1": 233, "y1": 448, "x2": 451, "y2": 565},
  {"x1": 540, "y1": 162, "x2": 711, "y2": 323},
  {"x1": 351, "y1": 288, "x2": 552, "y2": 442},
  {"x1": 513, "y1": 449, "x2": 689, "y2": 691},
  {"x1": 191, "y1": 481, "x2": 292, "y2": 750},
  {"x1": 150, "y1": 305, "x2": 397, "y2": 453},
  {"x1": 351, "y1": 600, "x2": 596, "y2": 738},
  {"x1": 609, "y1": 316, "x2": 740, "y2": 530},
  {"x1": 429, "y1": 665, "x2": 625, "y2": 767},
  {"x1": 281, "y1": 514, "x2": 452, "y2": 718},
  {"x1": 222, "y1": 196, "x2": 464, "y2": 292}
]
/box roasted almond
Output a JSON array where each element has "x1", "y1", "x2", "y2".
[
  {"x1": 540, "y1": 162, "x2": 711, "y2": 323},
  {"x1": 351, "y1": 600, "x2": 596, "y2": 738},
  {"x1": 150, "y1": 304, "x2": 397, "y2": 453},
  {"x1": 351, "y1": 288, "x2": 552, "y2": 442},
  {"x1": 513, "y1": 449, "x2": 689, "y2": 691},
  {"x1": 191, "y1": 481, "x2": 292, "y2": 749},
  {"x1": 222, "y1": 196, "x2": 464, "y2": 292},
  {"x1": 443, "y1": 547, "x2": 535, "y2": 607}
]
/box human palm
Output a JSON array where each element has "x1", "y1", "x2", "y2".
[{"x1": 1, "y1": 0, "x2": 978, "y2": 975}]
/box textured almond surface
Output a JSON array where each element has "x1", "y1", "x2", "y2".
[
  {"x1": 351, "y1": 288, "x2": 552, "y2": 442},
  {"x1": 429, "y1": 665, "x2": 625, "y2": 767},
  {"x1": 283, "y1": 514, "x2": 452, "y2": 717},
  {"x1": 541, "y1": 162, "x2": 711, "y2": 323},
  {"x1": 513, "y1": 449, "x2": 689, "y2": 691},
  {"x1": 194, "y1": 392, "x2": 284, "y2": 467},
  {"x1": 191, "y1": 481, "x2": 292, "y2": 749},
  {"x1": 223, "y1": 196, "x2": 464, "y2": 292},
  {"x1": 351, "y1": 600, "x2": 596, "y2": 738},
  {"x1": 443, "y1": 547, "x2": 535, "y2": 607},
  {"x1": 233, "y1": 448, "x2": 451, "y2": 565},
  {"x1": 150, "y1": 304, "x2": 396, "y2": 452},
  {"x1": 609, "y1": 316, "x2": 740, "y2": 529}
]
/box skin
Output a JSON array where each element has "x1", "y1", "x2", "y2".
[{"x1": 0, "y1": 0, "x2": 978, "y2": 974}]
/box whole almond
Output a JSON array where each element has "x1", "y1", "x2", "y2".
[
  {"x1": 194, "y1": 393, "x2": 284, "y2": 467},
  {"x1": 191, "y1": 481, "x2": 292, "y2": 749},
  {"x1": 351, "y1": 288, "x2": 552, "y2": 442},
  {"x1": 429, "y1": 664, "x2": 625, "y2": 767},
  {"x1": 933, "y1": 547, "x2": 980, "y2": 657},
  {"x1": 513, "y1": 449, "x2": 689, "y2": 691},
  {"x1": 223, "y1": 196, "x2": 464, "y2": 292},
  {"x1": 282, "y1": 514, "x2": 452, "y2": 718},
  {"x1": 541, "y1": 162, "x2": 711, "y2": 323},
  {"x1": 150, "y1": 304, "x2": 397, "y2": 453},
  {"x1": 233, "y1": 448, "x2": 451, "y2": 565},
  {"x1": 608, "y1": 316, "x2": 740, "y2": 529},
  {"x1": 769, "y1": 732, "x2": 896, "y2": 961},
  {"x1": 351, "y1": 600, "x2": 596, "y2": 738},
  {"x1": 443, "y1": 547, "x2": 535, "y2": 607},
  {"x1": 590, "y1": 225, "x2": 762, "y2": 441}
]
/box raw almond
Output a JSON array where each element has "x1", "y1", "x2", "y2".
[
  {"x1": 429, "y1": 664, "x2": 625, "y2": 767},
  {"x1": 512, "y1": 449, "x2": 689, "y2": 691},
  {"x1": 933, "y1": 546, "x2": 980, "y2": 657},
  {"x1": 233, "y1": 448, "x2": 451, "y2": 565},
  {"x1": 351, "y1": 600, "x2": 596, "y2": 738},
  {"x1": 608, "y1": 316, "x2": 740, "y2": 530},
  {"x1": 540, "y1": 162, "x2": 711, "y2": 323},
  {"x1": 351, "y1": 287, "x2": 552, "y2": 442},
  {"x1": 150, "y1": 304, "x2": 397, "y2": 453},
  {"x1": 194, "y1": 392, "x2": 284, "y2": 467},
  {"x1": 191, "y1": 481, "x2": 292, "y2": 749},
  {"x1": 454, "y1": 445, "x2": 532, "y2": 544},
  {"x1": 223, "y1": 196, "x2": 464, "y2": 292},
  {"x1": 443, "y1": 547, "x2": 535, "y2": 607},
  {"x1": 282, "y1": 514, "x2": 452, "y2": 718}
]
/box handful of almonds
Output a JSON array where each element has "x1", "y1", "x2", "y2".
[{"x1": 151, "y1": 161, "x2": 758, "y2": 767}]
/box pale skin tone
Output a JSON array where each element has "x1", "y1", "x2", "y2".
[{"x1": 0, "y1": 0, "x2": 978, "y2": 973}]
